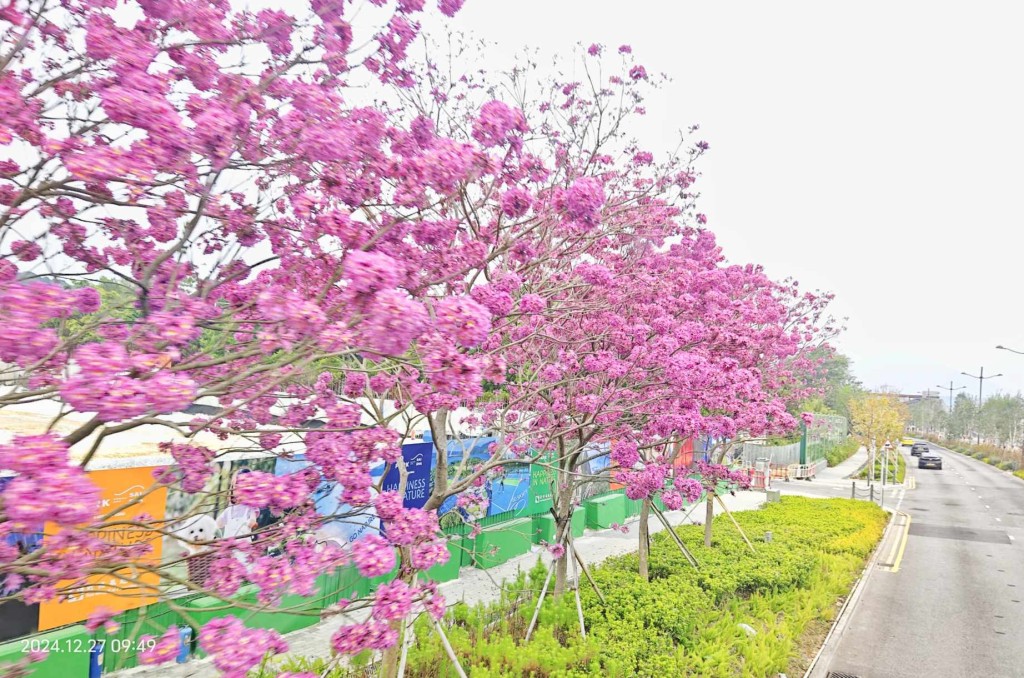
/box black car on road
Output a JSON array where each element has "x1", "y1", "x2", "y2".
[
  {"x1": 918, "y1": 450, "x2": 942, "y2": 470},
  {"x1": 910, "y1": 443, "x2": 929, "y2": 457}
]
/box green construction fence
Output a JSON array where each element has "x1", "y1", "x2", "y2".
[{"x1": 3, "y1": 479, "x2": 727, "y2": 675}]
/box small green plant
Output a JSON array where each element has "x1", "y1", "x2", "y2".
[{"x1": 403, "y1": 498, "x2": 887, "y2": 677}]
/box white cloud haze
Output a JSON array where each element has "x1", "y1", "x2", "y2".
[{"x1": 430, "y1": 0, "x2": 1024, "y2": 400}]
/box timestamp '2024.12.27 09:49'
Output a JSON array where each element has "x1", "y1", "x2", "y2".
[{"x1": 20, "y1": 637, "x2": 157, "y2": 655}]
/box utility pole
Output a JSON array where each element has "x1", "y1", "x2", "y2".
[
  {"x1": 937, "y1": 381, "x2": 966, "y2": 437},
  {"x1": 961, "y1": 367, "x2": 1002, "y2": 445},
  {"x1": 937, "y1": 381, "x2": 965, "y2": 416}
]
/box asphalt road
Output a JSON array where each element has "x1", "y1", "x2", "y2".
[{"x1": 819, "y1": 441, "x2": 1024, "y2": 678}]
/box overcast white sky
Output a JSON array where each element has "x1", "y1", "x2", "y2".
[{"x1": 422, "y1": 0, "x2": 1024, "y2": 400}]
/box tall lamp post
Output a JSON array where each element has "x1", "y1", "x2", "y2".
[
  {"x1": 961, "y1": 367, "x2": 1002, "y2": 445},
  {"x1": 995, "y1": 350, "x2": 1024, "y2": 456},
  {"x1": 936, "y1": 381, "x2": 966, "y2": 434}
]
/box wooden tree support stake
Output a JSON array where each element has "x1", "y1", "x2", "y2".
[
  {"x1": 524, "y1": 561, "x2": 554, "y2": 642},
  {"x1": 571, "y1": 545, "x2": 586, "y2": 639},
  {"x1": 433, "y1": 616, "x2": 469, "y2": 678},
  {"x1": 568, "y1": 533, "x2": 606, "y2": 605},
  {"x1": 650, "y1": 503, "x2": 700, "y2": 568},
  {"x1": 396, "y1": 614, "x2": 411, "y2": 678},
  {"x1": 715, "y1": 494, "x2": 756, "y2": 553}
]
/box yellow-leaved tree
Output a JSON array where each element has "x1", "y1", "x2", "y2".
[{"x1": 850, "y1": 394, "x2": 910, "y2": 482}]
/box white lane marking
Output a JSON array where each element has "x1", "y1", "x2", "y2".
[
  {"x1": 1011, "y1": 535, "x2": 1016, "y2": 541},
  {"x1": 986, "y1": 505, "x2": 991, "y2": 509},
  {"x1": 997, "y1": 518, "x2": 1002, "y2": 522}
]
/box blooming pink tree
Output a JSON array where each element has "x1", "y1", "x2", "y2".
[
  {"x1": 0, "y1": 0, "x2": 524, "y2": 674},
  {"x1": 0, "y1": 2, "x2": 842, "y2": 674},
  {"x1": 369, "y1": 40, "x2": 723, "y2": 597}
]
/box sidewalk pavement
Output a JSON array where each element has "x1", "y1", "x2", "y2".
[
  {"x1": 115, "y1": 491, "x2": 767, "y2": 678},
  {"x1": 814, "y1": 444, "x2": 869, "y2": 482}
]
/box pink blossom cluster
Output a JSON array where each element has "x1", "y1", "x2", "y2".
[
  {"x1": 198, "y1": 616, "x2": 288, "y2": 678},
  {"x1": 137, "y1": 627, "x2": 181, "y2": 666},
  {"x1": 155, "y1": 443, "x2": 216, "y2": 493},
  {"x1": 0, "y1": 281, "x2": 78, "y2": 371},
  {"x1": 372, "y1": 579, "x2": 415, "y2": 620},
  {"x1": 694, "y1": 460, "x2": 753, "y2": 491},
  {"x1": 351, "y1": 534, "x2": 396, "y2": 577},
  {"x1": 331, "y1": 620, "x2": 398, "y2": 655},
  {"x1": 617, "y1": 464, "x2": 670, "y2": 501},
  {"x1": 232, "y1": 469, "x2": 318, "y2": 512},
  {"x1": 60, "y1": 342, "x2": 196, "y2": 422},
  {"x1": 433, "y1": 296, "x2": 492, "y2": 348},
  {"x1": 674, "y1": 476, "x2": 704, "y2": 503},
  {"x1": 0, "y1": 435, "x2": 98, "y2": 527},
  {"x1": 472, "y1": 100, "x2": 528, "y2": 149}
]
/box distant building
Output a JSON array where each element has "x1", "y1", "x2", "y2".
[{"x1": 868, "y1": 390, "x2": 942, "y2": 405}]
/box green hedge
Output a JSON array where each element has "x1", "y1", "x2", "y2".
[
  {"x1": 398, "y1": 497, "x2": 887, "y2": 677},
  {"x1": 824, "y1": 438, "x2": 860, "y2": 467}
]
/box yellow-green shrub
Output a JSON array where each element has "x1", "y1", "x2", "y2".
[{"x1": 401, "y1": 497, "x2": 887, "y2": 677}]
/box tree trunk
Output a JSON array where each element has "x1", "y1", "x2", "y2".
[
  {"x1": 379, "y1": 548, "x2": 413, "y2": 678},
  {"x1": 703, "y1": 493, "x2": 714, "y2": 548},
  {"x1": 552, "y1": 477, "x2": 574, "y2": 597},
  {"x1": 638, "y1": 498, "x2": 651, "y2": 582}
]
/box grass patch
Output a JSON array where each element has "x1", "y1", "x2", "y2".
[
  {"x1": 856, "y1": 450, "x2": 905, "y2": 483},
  {"x1": 389, "y1": 497, "x2": 888, "y2": 677}
]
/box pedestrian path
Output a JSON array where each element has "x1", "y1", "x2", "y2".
[{"x1": 816, "y1": 444, "x2": 869, "y2": 481}]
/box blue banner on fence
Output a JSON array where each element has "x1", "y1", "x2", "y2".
[
  {"x1": 446, "y1": 436, "x2": 497, "y2": 465},
  {"x1": 376, "y1": 442, "x2": 434, "y2": 510},
  {"x1": 487, "y1": 465, "x2": 530, "y2": 516},
  {"x1": 273, "y1": 457, "x2": 379, "y2": 547}
]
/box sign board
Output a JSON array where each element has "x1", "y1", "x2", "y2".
[
  {"x1": 527, "y1": 454, "x2": 556, "y2": 514},
  {"x1": 379, "y1": 442, "x2": 434, "y2": 510},
  {"x1": 274, "y1": 456, "x2": 379, "y2": 548},
  {"x1": 38, "y1": 467, "x2": 167, "y2": 631}
]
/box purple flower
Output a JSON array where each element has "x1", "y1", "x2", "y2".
[
  {"x1": 500, "y1": 187, "x2": 533, "y2": 218},
  {"x1": 629, "y1": 65, "x2": 648, "y2": 80},
  {"x1": 433, "y1": 296, "x2": 492, "y2": 347}
]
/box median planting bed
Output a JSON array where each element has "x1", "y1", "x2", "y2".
[{"x1": 381, "y1": 497, "x2": 887, "y2": 677}]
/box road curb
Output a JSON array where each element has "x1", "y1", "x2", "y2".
[{"x1": 803, "y1": 505, "x2": 901, "y2": 678}]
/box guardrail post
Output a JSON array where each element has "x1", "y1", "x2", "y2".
[
  {"x1": 869, "y1": 484, "x2": 875, "y2": 503},
  {"x1": 851, "y1": 481, "x2": 856, "y2": 500}
]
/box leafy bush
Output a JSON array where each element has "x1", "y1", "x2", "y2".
[
  {"x1": 929, "y1": 436, "x2": 1022, "y2": 470},
  {"x1": 825, "y1": 438, "x2": 860, "y2": 467},
  {"x1": 403, "y1": 497, "x2": 887, "y2": 677}
]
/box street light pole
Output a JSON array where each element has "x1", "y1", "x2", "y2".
[
  {"x1": 961, "y1": 367, "x2": 1003, "y2": 445},
  {"x1": 936, "y1": 381, "x2": 966, "y2": 420}
]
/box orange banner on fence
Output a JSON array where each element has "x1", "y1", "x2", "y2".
[{"x1": 38, "y1": 467, "x2": 167, "y2": 631}]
